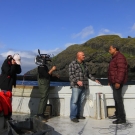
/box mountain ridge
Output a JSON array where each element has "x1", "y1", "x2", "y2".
[{"x1": 26, "y1": 35, "x2": 135, "y2": 80}]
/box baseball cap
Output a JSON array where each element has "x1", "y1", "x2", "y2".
[{"x1": 13, "y1": 53, "x2": 21, "y2": 65}]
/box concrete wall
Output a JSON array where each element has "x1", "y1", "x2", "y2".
[{"x1": 11, "y1": 80, "x2": 135, "y2": 119}]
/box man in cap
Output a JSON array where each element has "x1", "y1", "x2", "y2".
[
  {"x1": 0, "y1": 54, "x2": 21, "y2": 119},
  {"x1": 0, "y1": 54, "x2": 21, "y2": 91}
]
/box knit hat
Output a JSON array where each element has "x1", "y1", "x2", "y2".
[{"x1": 13, "y1": 53, "x2": 21, "y2": 65}]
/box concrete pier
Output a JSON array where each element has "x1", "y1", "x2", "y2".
[{"x1": 11, "y1": 80, "x2": 135, "y2": 119}]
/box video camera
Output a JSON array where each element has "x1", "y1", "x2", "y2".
[{"x1": 35, "y1": 49, "x2": 52, "y2": 65}]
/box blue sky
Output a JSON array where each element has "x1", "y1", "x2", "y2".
[{"x1": 0, "y1": 0, "x2": 135, "y2": 74}]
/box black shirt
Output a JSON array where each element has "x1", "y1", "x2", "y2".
[{"x1": 38, "y1": 65, "x2": 50, "y2": 79}]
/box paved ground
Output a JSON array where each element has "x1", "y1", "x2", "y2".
[
  {"x1": 47, "y1": 116, "x2": 135, "y2": 135},
  {"x1": 1, "y1": 114, "x2": 134, "y2": 135}
]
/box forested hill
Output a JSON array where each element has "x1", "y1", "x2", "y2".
[{"x1": 26, "y1": 35, "x2": 135, "y2": 80}]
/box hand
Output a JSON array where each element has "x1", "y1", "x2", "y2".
[
  {"x1": 56, "y1": 74, "x2": 60, "y2": 78},
  {"x1": 95, "y1": 80, "x2": 101, "y2": 84},
  {"x1": 54, "y1": 74, "x2": 59, "y2": 78},
  {"x1": 51, "y1": 66, "x2": 56, "y2": 71},
  {"x1": 77, "y1": 81, "x2": 83, "y2": 86},
  {"x1": 108, "y1": 83, "x2": 110, "y2": 86},
  {"x1": 115, "y1": 83, "x2": 120, "y2": 89},
  {"x1": 11, "y1": 59, "x2": 16, "y2": 65},
  {"x1": 48, "y1": 66, "x2": 56, "y2": 75}
]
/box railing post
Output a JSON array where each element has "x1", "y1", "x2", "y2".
[{"x1": 96, "y1": 93, "x2": 101, "y2": 120}]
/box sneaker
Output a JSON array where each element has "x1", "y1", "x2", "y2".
[
  {"x1": 76, "y1": 116, "x2": 85, "y2": 119},
  {"x1": 112, "y1": 119, "x2": 126, "y2": 124},
  {"x1": 108, "y1": 115, "x2": 117, "y2": 119},
  {"x1": 71, "y1": 118, "x2": 79, "y2": 123}
]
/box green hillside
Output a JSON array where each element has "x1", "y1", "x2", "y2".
[{"x1": 26, "y1": 35, "x2": 135, "y2": 80}]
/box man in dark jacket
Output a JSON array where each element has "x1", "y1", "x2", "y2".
[
  {"x1": 69, "y1": 51, "x2": 100, "y2": 123},
  {"x1": 0, "y1": 55, "x2": 21, "y2": 91},
  {"x1": 108, "y1": 45, "x2": 127, "y2": 124}
]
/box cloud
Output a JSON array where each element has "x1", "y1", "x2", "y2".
[
  {"x1": 98, "y1": 28, "x2": 110, "y2": 35},
  {"x1": 33, "y1": 48, "x2": 63, "y2": 56},
  {"x1": 98, "y1": 28, "x2": 122, "y2": 37},
  {"x1": 1, "y1": 50, "x2": 36, "y2": 59},
  {"x1": 0, "y1": 48, "x2": 63, "y2": 75},
  {"x1": 64, "y1": 43, "x2": 76, "y2": 47},
  {"x1": 102, "y1": 29, "x2": 110, "y2": 33},
  {"x1": 0, "y1": 51, "x2": 37, "y2": 75},
  {"x1": 131, "y1": 23, "x2": 135, "y2": 31},
  {"x1": 72, "y1": 26, "x2": 94, "y2": 39},
  {"x1": 1, "y1": 48, "x2": 62, "y2": 58}
]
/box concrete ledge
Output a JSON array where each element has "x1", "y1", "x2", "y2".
[{"x1": 11, "y1": 80, "x2": 135, "y2": 119}]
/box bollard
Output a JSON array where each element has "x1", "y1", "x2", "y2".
[{"x1": 96, "y1": 93, "x2": 101, "y2": 120}]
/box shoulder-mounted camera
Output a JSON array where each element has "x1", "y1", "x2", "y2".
[{"x1": 35, "y1": 49, "x2": 52, "y2": 65}]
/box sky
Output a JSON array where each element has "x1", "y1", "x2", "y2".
[{"x1": 0, "y1": 0, "x2": 135, "y2": 74}]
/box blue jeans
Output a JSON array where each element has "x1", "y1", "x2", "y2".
[{"x1": 70, "y1": 87, "x2": 86, "y2": 119}]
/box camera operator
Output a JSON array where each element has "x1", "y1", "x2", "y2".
[{"x1": 36, "y1": 63, "x2": 56, "y2": 121}]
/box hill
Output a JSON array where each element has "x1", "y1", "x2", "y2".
[{"x1": 26, "y1": 35, "x2": 135, "y2": 80}]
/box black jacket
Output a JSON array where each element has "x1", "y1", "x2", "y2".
[
  {"x1": 38, "y1": 65, "x2": 50, "y2": 79},
  {"x1": 0, "y1": 59, "x2": 21, "y2": 91}
]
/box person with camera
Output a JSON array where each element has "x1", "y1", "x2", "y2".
[
  {"x1": 27, "y1": 50, "x2": 58, "y2": 121},
  {"x1": 36, "y1": 64, "x2": 56, "y2": 121},
  {"x1": 0, "y1": 54, "x2": 21, "y2": 120},
  {"x1": 0, "y1": 54, "x2": 21, "y2": 91}
]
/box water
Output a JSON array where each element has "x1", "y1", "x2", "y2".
[
  {"x1": 16, "y1": 79, "x2": 135, "y2": 86},
  {"x1": 16, "y1": 80, "x2": 70, "y2": 86}
]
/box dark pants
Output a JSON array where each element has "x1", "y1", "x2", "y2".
[
  {"x1": 112, "y1": 84, "x2": 126, "y2": 120},
  {"x1": 37, "y1": 77, "x2": 50, "y2": 115}
]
